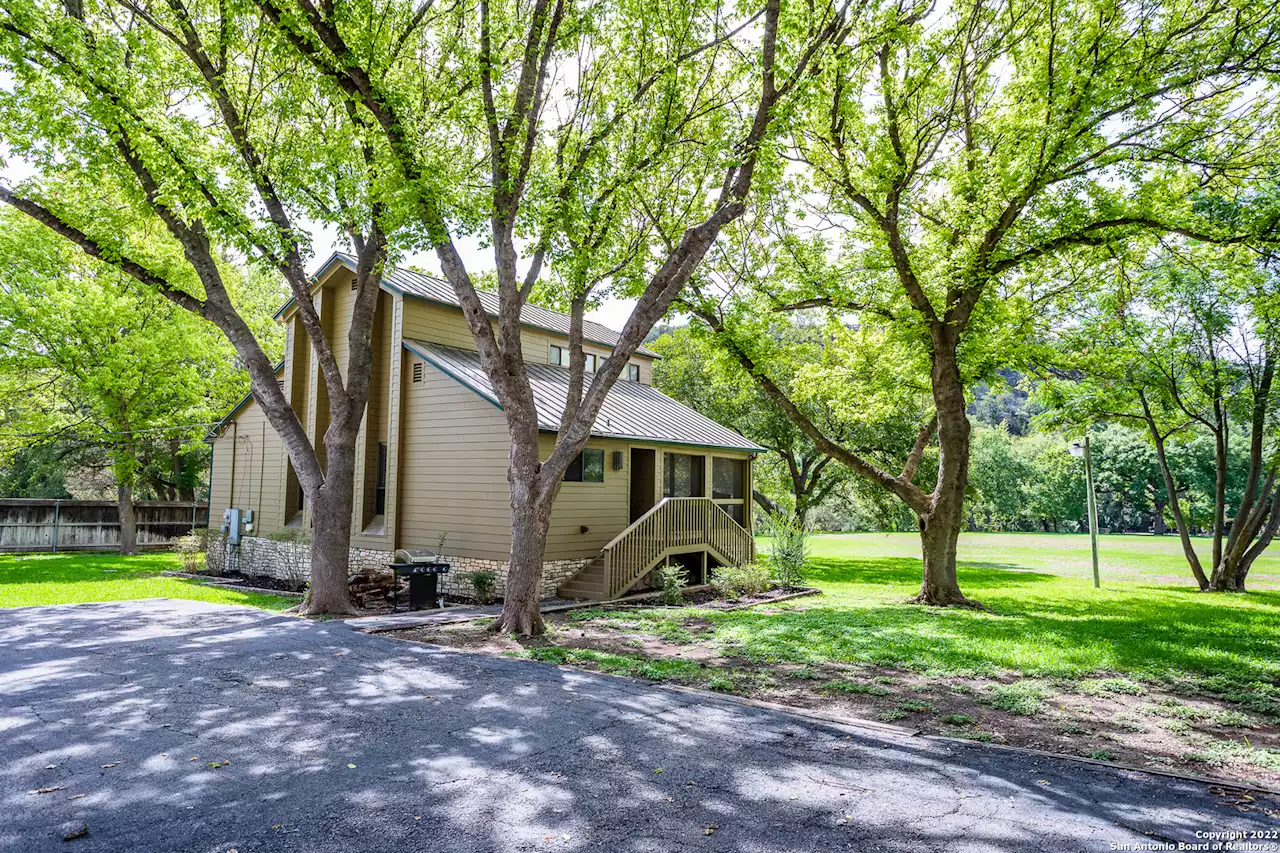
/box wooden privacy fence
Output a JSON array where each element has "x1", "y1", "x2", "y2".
[{"x1": 0, "y1": 499, "x2": 209, "y2": 553}]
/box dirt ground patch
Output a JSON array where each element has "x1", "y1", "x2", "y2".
[{"x1": 392, "y1": 610, "x2": 1280, "y2": 790}]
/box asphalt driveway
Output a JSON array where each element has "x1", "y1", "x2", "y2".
[{"x1": 1, "y1": 600, "x2": 1275, "y2": 853}]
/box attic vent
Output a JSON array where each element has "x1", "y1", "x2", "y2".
[
  {"x1": 351, "y1": 278, "x2": 358, "y2": 291},
  {"x1": 277, "y1": 379, "x2": 285, "y2": 391},
  {"x1": 612, "y1": 451, "x2": 624, "y2": 471},
  {"x1": 412, "y1": 362, "x2": 423, "y2": 384}
]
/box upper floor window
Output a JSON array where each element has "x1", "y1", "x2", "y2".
[
  {"x1": 626, "y1": 363, "x2": 640, "y2": 382},
  {"x1": 564, "y1": 449, "x2": 605, "y2": 483},
  {"x1": 550, "y1": 344, "x2": 598, "y2": 373}
]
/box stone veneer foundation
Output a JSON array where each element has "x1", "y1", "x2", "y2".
[{"x1": 205, "y1": 533, "x2": 591, "y2": 600}]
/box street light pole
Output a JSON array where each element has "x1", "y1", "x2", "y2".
[
  {"x1": 1084, "y1": 436, "x2": 1100, "y2": 589},
  {"x1": 1070, "y1": 436, "x2": 1101, "y2": 589}
]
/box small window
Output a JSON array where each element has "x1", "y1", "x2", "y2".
[
  {"x1": 549, "y1": 344, "x2": 569, "y2": 366},
  {"x1": 564, "y1": 448, "x2": 605, "y2": 483},
  {"x1": 412, "y1": 362, "x2": 423, "y2": 383},
  {"x1": 584, "y1": 353, "x2": 597, "y2": 373},
  {"x1": 626, "y1": 363, "x2": 640, "y2": 382}
]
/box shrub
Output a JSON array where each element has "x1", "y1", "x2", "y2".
[
  {"x1": 265, "y1": 528, "x2": 311, "y2": 592},
  {"x1": 171, "y1": 533, "x2": 208, "y2": 574},
  {"x1": 710, "y1": 562, "x2": 771, "y2": 598},
  {"x1": 763, "y1": 512, "x2": 809, "y2": 589},
  {"x1": 654, "y1": 563, "x2": 688, "y2": 606},
  {"x1": 468, "y1": 570, "x2": 497, "y2": 604}
]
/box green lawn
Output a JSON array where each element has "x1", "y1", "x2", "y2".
[
  {"x1": 393, "y1": 532, "x2": 1280, "y2": 783},
  {"x1": 565, "y1": 532, "x2": 1280, "y2": 704},
  {"x1": 0, "y1": 551, "x2": 296, "y2": 611},
  {"x1": 801, "y1": 531, "x2": 1280, "y2": 588}
]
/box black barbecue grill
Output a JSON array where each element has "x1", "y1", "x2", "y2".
[{"x1": 389, "y1": 549, "x2": 450, "y2": 611}]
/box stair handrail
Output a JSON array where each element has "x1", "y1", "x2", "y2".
[
  {"x1": 599, "y1": 497, "x2": 755, "y2": 598},
  {"x1": 602, "y1": 496, "x2": 674, "y2": 550}
]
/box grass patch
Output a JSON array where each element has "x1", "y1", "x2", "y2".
[
  {"x1": 986, "y1": 681, "x2": 1048, "y2": 716},
  {"x1": 0, "y1": 552, "x2": 294, "y2": 611},
  {"x1": 819, "y1": 680, "x2": 891, "y2": 697},
  {"x1": 897, "y1": 700, "x2": 935, "y2": 713},
  {"x1": 518, "y1": 646, "x2": 706, "y2": 683},
  {"x1": 941, "y1": 714, "x2": 974, "y2": 726},
  {"x1": 1187, "y1": 738, "x2": 1280, "y2": 771},
  {"x1": 1080, "y1": 678, "x2": 1146, "y2": 696},
  {"x1": 590, "y1": 540, "x2": 1280, "y2": 689}
]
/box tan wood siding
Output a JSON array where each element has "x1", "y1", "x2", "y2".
[
  {"x1": 542, "y1": 435, "x2": 631, "y2": 560},
  {"x1": 396, "y1": 355, "x2": 514, "y2": 561},
  {"x1": 208, "y1": 400, "x2": 285, "y2": 536}
]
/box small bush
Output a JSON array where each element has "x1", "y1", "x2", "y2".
[
  {"x1": 763, "y1": 512, "x2": 809, "y2": 589},
  {"x1": 710, "y1": 562, "x2": 771, "y2": 598},
  {"x1": 468, "y1": 570, "x2": 497, "y2": 604},
  {"x1": 877, "y1": 709, "x2": 907, "y2": 722},
  {"x1": 986, "y1": 681, "x2": 1048, "y2": 716},
  {"x1": 1088, "y1": 750, "x2": 1115, "y2": 762},
  {"x1": 171, "y1": 533, "x2": 207, "y2": 574},
  {"x1": 654, "y1": 563, "x2": 688, "y2": 606}
]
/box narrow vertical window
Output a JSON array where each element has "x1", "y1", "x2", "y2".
[
  {"x1": 626, "y1": 364, "x2": 640, "y2": 382},
  {"x1": 374, "y1": 442, "x2": 388, "y2": 515}
]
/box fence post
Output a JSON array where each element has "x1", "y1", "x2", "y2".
[{"x1": 51, "y1": 500, "x2": 60, "y2": 554}]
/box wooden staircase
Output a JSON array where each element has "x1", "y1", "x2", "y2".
[{"x1": 557, "y1": 497, "x2": 755, "y2": 601}]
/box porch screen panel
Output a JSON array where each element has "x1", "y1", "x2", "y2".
[
  {"x1": 663, "y1": 453, "x2": 704, "y2": 498},
  {"x1": 712, "y1": 458, "x2": 745, "y2": 499}
]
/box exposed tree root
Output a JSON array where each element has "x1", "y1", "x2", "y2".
[
  {"x1": 488, "y1": 608, "x2": 546, "y2": 637},
  {"x1": 283, "y1": 595, "x2": 360, "y2": 618},
  {"x1": 911, "y1": 589, "x2": 986, "y2": 610}
]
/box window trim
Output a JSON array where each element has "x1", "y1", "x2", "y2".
[{"x1": 626, "y1": 363, "x2": 640, "y2": 382}]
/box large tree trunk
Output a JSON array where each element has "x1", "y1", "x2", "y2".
[
  {"x1": 294, "y1": 431, "x2": 360, "y2": 617},
  {"x1": 117, "y1": 483, "x2": 138, "y2": 556},
  {"x1": 491, "y1": 433, "x2": 554, "y2": 636},
  {"x1": 917, "y1": 503, "x2": 969, "y2": 605},
  {"x1": 915, "y1": 329, "x2": 976, "y2": 607}
]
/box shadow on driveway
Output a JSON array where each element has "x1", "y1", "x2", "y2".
[{"x1": 1, "y1": 600, "x2": 1273, "y2": 853}]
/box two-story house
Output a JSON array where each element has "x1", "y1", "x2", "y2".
[{"x1": 206, "y1": 252, "x2": 762, "y2": 601}]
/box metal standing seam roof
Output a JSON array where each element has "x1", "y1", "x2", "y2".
[
  {"x1": 403, "y1": 340, "x2": 764, "y2": 453},
  {"x1": 284, "y1": 252, "x2": 661, "y2": 359}
]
